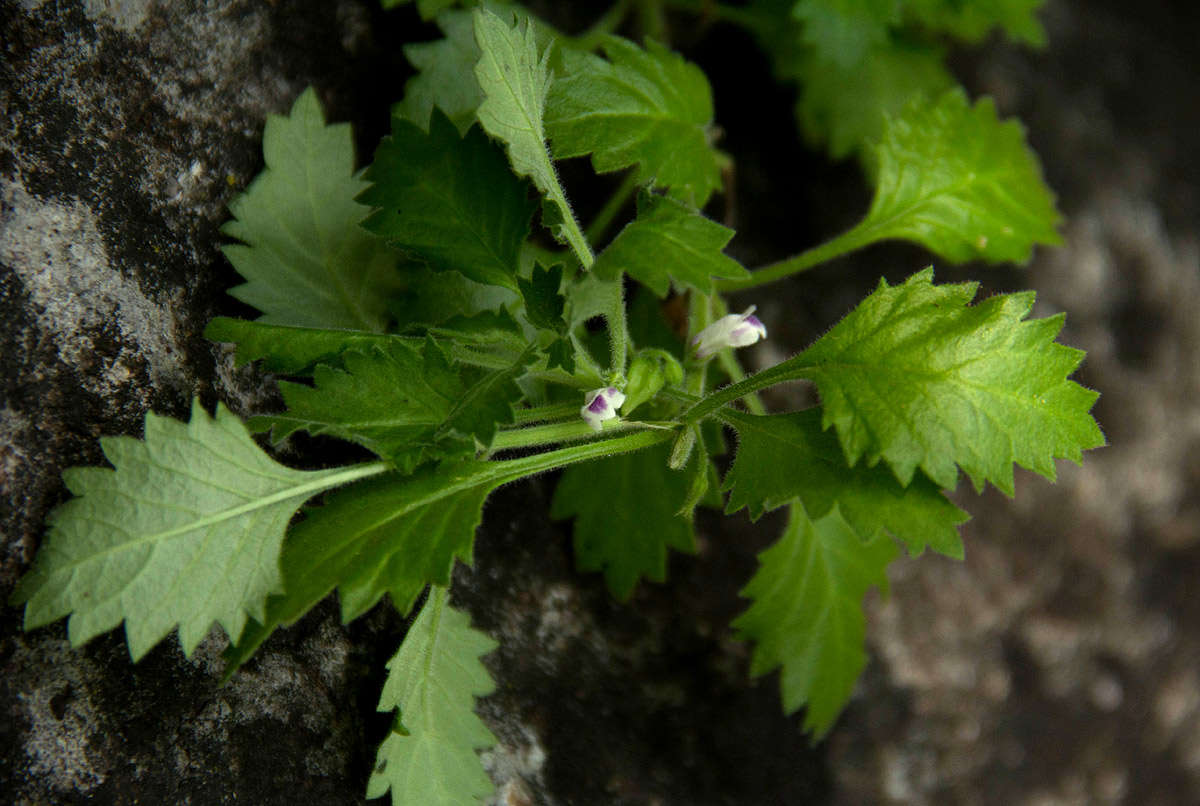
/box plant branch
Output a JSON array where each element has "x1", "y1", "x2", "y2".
[
  {"x1": 491, "y1": 418, "x2": 652, "y2": 452},
  {"x1": 573, "y1": 0, "x2": 633, "y2": 51},
  {"x1": 684, "y1": 360, "x2": 818, "y2": 422},
  {"x1": 511, "y1": 402, "x2": 581, "y2": 425},
  {"x1": 717, "y1": 220, "x2": 884, "y2": 292},
  {"x1": 585, "y1": 170, "x2": 639, "y2": 245}
]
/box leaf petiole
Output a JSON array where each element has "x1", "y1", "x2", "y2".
[
  {"x1": 683, "y1": 358, "x2": 818, "y2": 423},
  {"x1": 511, "y1": 402, "x2": 581, "y2": 425},
  {"x1": 573, "y1": 0, "x2": 633, "y2": 52},
  {"x1": 716, "y1": 223, "x2": 880, "y2": 292},
  {"x1": 585, "y1": 170, "x2": 640, "y2": 245},
  {"x1": 490, "y1": 418, "x2": 662, "y2": 452}
]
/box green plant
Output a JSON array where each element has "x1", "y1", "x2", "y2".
[{"x1": 12, "y1": 0, "x2": 1103, "y2": 801}]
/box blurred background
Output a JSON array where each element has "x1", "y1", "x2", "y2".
[{"x1": 2, "y1": 0, "x2": 1198, "y2": 803}]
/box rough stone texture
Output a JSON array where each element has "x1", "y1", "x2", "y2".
[
  {"x1": 1, "y1": 1, "x2": 405, "y2": 803},
  {"x1": 3, "y1": 0, "x2": 1197, "y2": 804}
]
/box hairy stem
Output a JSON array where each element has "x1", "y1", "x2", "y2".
[
  {"x1": 491, "y1": 418, "x2": 651, "y2": 452},
  {"x1": 493, "y1": 427, "x2": 674, "y2": 481},
  {"x1": 574, "y1": 0, "x2": 633, "y2": 51},
  {"x1": 585, "y1": 170, "x2": 640, "y2": 245},
  {"x1": 717, "y1": 220, "x2": 883, "y2": 292},
  {"x1": 602, "y1": 278, "x2": 630, "y2": 377},
  {"x1": 716, "y1": 349, "x2": 768, "y2": 415},
  {"x1": 684, "y1": 359, "x2": 817, "y2": 422},
  {"x1": 551, "y1": 186, "x2": 596, "y2": 271},
  {"x1": 511, "y1": 402, "x2": 581, "y2": 425}
]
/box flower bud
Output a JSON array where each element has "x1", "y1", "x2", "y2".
[
  {"x1": 621, "y1": 350, "x2": 682, "y2": 417},
  {"x1": 692, "y1": 306, "x2": 768, "y2": 359},
  {"x1": 580, "y1": 386, "x2": 626, "y2": 431}
]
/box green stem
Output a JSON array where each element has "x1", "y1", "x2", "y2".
[
  {"x1": 573, "y1": 0, "x2": 632, "y2": 50},
  {"x1": 717, "y1": 221, "x2": 881, "y2": 292},
  {"x1": 539, "y1": 168, "x2": 626, "y2": 378},
  {"x1": 585, "y1": 170, "x2": 640, "y2": 245},
  {"x1": 602, "y1": 278, "x2": 629, "y2": 377},
  {"x1": 637, "y1": 0, "x2": 667, "y2": 40},
  {"x1": 511, "y1": 402, "x2": 581, "y2": 425},
  {"x1": 684, "y1": 360, "x2": 818, "y2": 422},
  {"x1": 493, "y1": 427, "x2": 674, "y2": 482},
  {"x1": 716, "y1": 349, "x2": 768, "y2": 415},
  {"x1": 549, "y1": 188, "x2": 595, "y2": 271},
  {"x1": 491, "y1": 418, "x2": 650, "y2": 452},
  {"x1": 683, "y1": 291, "x2": 713, "y2": 395}
]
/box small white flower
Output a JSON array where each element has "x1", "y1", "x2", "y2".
[
  {"x1": 692, "y1": 306, "x2": 768, "y2": 359},
  {"x1": 580, "y1": 386, "x2": 626, "y2": 431}
]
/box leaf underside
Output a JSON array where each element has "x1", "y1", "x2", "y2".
[
  {"x1": 11, "y1": 400, "x2": 356, "y2": 660},
  {"x1": 368, "y1": 589, "x2": 498, "y2": 806},
  {"x1": 735, "y1": 502, "x2": 897, "y2": 738},
  {"x1": 221, "y1": 88, "x2": 399, "y2": 331}
]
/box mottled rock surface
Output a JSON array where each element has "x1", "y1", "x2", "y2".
[{"x1": 2, "y1": 0, "x2": 1197, "y2": 804}]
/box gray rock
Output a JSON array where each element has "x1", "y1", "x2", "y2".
[{"x1": 2, "y1": 1, "x2": 394, "y2": 803}]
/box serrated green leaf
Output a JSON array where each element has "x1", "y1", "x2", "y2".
[
  {"x1": 205, "y1": 317, "x2": 401, "y2": 375},
  {"x1": 735, "y1": 502, "x2": 897, "y2": 738},
  {"x1": 222, "y1": 88, "x2": 399, "y2": 330},
  {"x1": 389, "y1": 264, "x2": 520, "y2": 332},
  {"x1": 368, "y1": 587, "x2": 497, "y2": 806},
  {"x1": 721, "y1": 408, "x2": 967, "y2": 557},
  {"x1": 394, "y1": 11, "x2": 483, "y2": 133},
  {"x1": 546, "y1": 36, "x2": 722, "y2": 205},
  {"x1": 545, "y1": 337, "x2": 576, "y2": 374},
  {"x1": 792, "y1": 0, "x2": 899, "y2": 67},
  {"x1": 801, "y1": 270, "x2": 1103, "y2": 492},
  {"x1": 693, "y1": 269, "x2": 1105, "y2": 495},
  {"x1": 592, "y1": 192, "x2": 749, "y2": 296},
  {"x1": 255, "y1": 340, "x2": 526, "y2": 470},
  {"x1": 227, "y1": 465, "x2": 498, "y2": 675},
  {"x1": 851, "y1": 89, "x2": 1062, "y2": 263},
  {"x1": 10, "y1": 400, "x2": 384, "y2": 660},
  {"x1": 518, "y1": 262, "x2": 567, "y2": 333},
  {"x1": 224, "y1": 429, "x2": 674, "y2": 673},
  {"x1": 254, "y1": 339, "x2": 466, "y2": 470},
  {"x1": 550, "y1": 442, "x2": 695, "y2": 600},
  {"x1": 438, "y1": 349, "x2": 532, "y2": 447},
  {"x1": 394, "y1": 5, "x2": 557, "y2": 134},
  {"x1": 428, "y1": 309, "x2": 525, "y2": 354},
  {"x1": 905, "y1": 0, "x2": 1046, "y2": 45},
  {"x1": 796, "y1": 39, "x2": 954, "y2": 159},
  {"x1": 204, "y1": 317, "x2": 517, "y2": 376},
  {"x1": 359, "y1": 110, "x2": 535, "y2": 291},
  {"x1": 473, "y1": 8, "x2": 592, "y2": 266}
]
